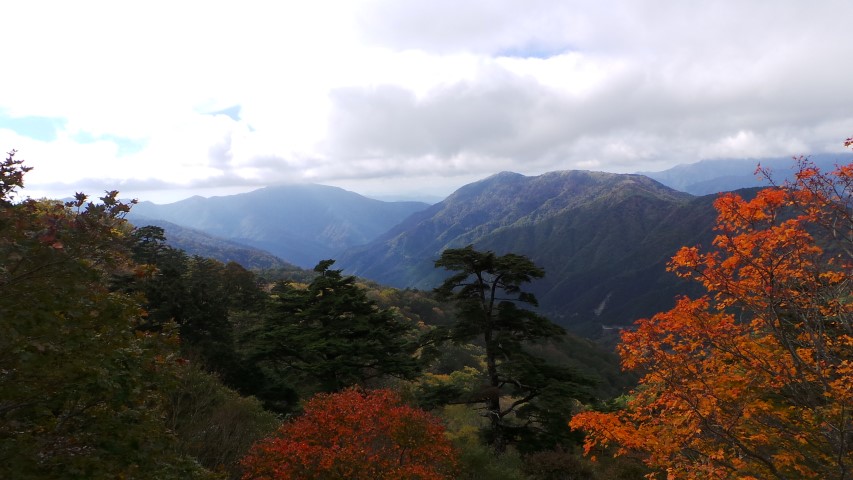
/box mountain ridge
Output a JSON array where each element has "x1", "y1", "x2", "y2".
[
  {"x1": 130, "y1": 183, "x2": 430, "y2": 268},
  {"x1": 337, "y1": 170, "x2": 693, "y2": 285},
  {"x1": 640, "y1": 152, "x2": 852, "y2": 194},
  {"x1": 126, "y1": 165, "x2": 781, "y2": 336},
  {"x1": 127, "y1": 215, "x2": 298, "y2": 271},
  {"x1": 335, "y1": 170, "x2": 722, "y2": 336}
]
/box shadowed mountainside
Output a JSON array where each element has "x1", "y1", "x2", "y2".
[
  {"x1": 127, "y1": 215, "x2": 299, "y2": 271},
  {"x1": 337, "y1": 170, "x2": 736, "y2": 336}
]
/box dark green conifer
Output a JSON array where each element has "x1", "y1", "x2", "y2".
[
  {"x1": 434, "y1": 245, "x2": 594, "y2": 452},
  {"x1": 248, "y1": 260, "x2": 422, "y2": 406}
]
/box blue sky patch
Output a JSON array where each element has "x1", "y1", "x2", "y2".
[
  {"x1": 209, "y1": 105, "x2": 241, "y2": 121},
  {"x1": 0, "y1": 113, "x2": 67, "y2": 141},
  {"x1": 71, "y1": 131, "x2": 146, "y2": 156}
]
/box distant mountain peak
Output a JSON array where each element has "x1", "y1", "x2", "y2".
[
  {"x1": 487, "y1": 170, "x2": 525, "y2": 179},
  {"x1": 130, "y1": 184, "x2": 430, "y2": 268},
  {"x1": 336, "y1": 169, "x2": 698, "y2": 329}
]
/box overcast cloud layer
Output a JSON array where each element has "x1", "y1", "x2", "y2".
[{"x1": 2, "y1": 1, "x2": 852, "y2": 203}]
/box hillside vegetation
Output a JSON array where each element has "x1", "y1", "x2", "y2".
[{"x1": 3, "y1": 146, "x2": 849, "y2": 479}]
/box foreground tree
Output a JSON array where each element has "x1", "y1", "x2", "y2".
[
  {"x1": 0, "y1": 152, "x2": 213, "y2": 478},
  {"x1": 240, "y1": 388, "x2": 457, "y2": 479},
  {"x1": 434, "y1": 246, "x2": 594, "y2": 452},
  {"x1": 571, "y1": 155, "x2": 852, "y2": 479}
]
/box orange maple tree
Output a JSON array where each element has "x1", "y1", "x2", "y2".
[
  {"x1": 240, "y1": 388, "x2": 457, "y2": 479},
  {"x1": 571, "y1": 153, "x2": 852, "y2": 479}
]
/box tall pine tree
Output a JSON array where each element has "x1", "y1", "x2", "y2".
[{"x1": 434, "y1": 245, "x2": 594, "y2": 452}]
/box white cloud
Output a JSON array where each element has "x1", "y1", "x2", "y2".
[{"x1": 0, "y1": 1, "x2": 851, "y2": 203}]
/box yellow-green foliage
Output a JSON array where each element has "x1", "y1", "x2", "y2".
[
  {"x1": 441, "y1": 405, "x2": 526, "y2": 480},
  {"x1": 164, "y1": 365, "x2": 280, "y2": 478}
]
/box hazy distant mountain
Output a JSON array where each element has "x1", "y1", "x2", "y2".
[
  {"x1": 128, "y1": 215, "x2": 297, "y2": 270},
  {"x1": 130, "y1": 184, "x2": 430, "y2": 268},
  {"x1": 641, "y1": 153, "x2": 852, "y2": 195},
  {"x1": 336, "y1": 170, "x2": 727, "y2": 336}
]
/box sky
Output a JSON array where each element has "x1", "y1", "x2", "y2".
[{"x1": 2, "y1": 1, "x2": 852, "y2": 204}]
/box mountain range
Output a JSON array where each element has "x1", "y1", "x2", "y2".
[
  {"x1": 127, "y1": 215, "x2": 298, "y2": 271},
  {"x1": 640, "y1": 153, "x2": 850, "y2": 195},
  {"x1": 127, "y1": 154, "x2": 851, "y2": 336},
  {"x1": 129, "y1": 184, "x2": 429, "y2": 268},
  {"x1": 336, "y1": 170, "x2": 723, "y2": 336}
]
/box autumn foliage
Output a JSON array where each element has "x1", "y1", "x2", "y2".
[
  {"x1": 571, "y1": 155, "x2": 852, "y2": 479},
  {"x1": 240, "y1": 388, "x2": 457, "y2": 479}
]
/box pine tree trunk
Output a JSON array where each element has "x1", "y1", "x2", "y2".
[{"x1": 484, "y1": 330, "x2": 506, "y2": 453}]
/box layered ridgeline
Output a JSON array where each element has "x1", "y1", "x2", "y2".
[
  {"x1": 337, "y1": 170, "x2": 728, "y2": 336},
  {"x1": 641, "y1": 152, "x2": 851, "y2": 195},
  {"x1": 130, "y1": 184, "x2": 430, "y2": 268},
  {"x1": 127, "y1": 215, "x2": 297, "y2": 270}
]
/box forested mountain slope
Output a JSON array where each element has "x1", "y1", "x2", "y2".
[
  {"x1": 337, "y1": 170, "x2": 732, "y2": 335},
  {"x1": 131, "y1": 184, "x2": 430, "y2": 268},
  {"x1": 128, "y1": 215, "x2": 296, "y2": 270}
]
